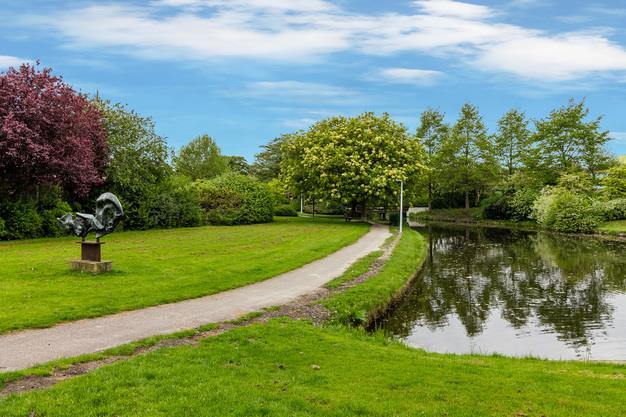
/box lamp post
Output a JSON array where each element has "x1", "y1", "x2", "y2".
[{"x1": 398, "y1": 179, "x2": 404, "y2": 234}]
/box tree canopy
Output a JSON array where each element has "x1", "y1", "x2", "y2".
[
  {"x1": 281, "y1": 112, "x2": 424, "y2": 214},
  {"x1": 173, "y1": 134, "x2": 229, "y2": 181},
  {"x1": 0, "y1": 64, "x2": 107, "y2": 198},
  {"x1": 534, "y1": 99, "x2": 611, "y2": 183}
]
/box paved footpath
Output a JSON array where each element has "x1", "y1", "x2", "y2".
[{"x1": 0, "y1": 224, "x2": 390, "y2": 372}]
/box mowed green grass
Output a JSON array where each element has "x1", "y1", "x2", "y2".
[
  {"x1": 1, "y1": 320, "x2": 625, "y2": 416},
  {"x1": 598, "y1": 220, "x2": 626, "y2": 234},
  {"x1": 0, "y1": 217, "x2": 368, "y2": 333},
  {"x1": 323, "y1": 228, "x2": 427, "y2": 325}
]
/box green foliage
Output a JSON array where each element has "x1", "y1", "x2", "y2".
[
  {"x1": 415, "y1": 108, "x2": 449, "y2": 209},
  {"x1": 0, "y1": 202, "x2": 43, "y2": 240},
  {"x1": 593, "y1": 198, "x2": 626, "y2": 221},
  {"x1": 0, "y1": 217, "x2": 5, "y2": 239},
  {"x1": 442, "y1": 102, "x2": 498, "y2": 209},
  {"x1": 495, "y1": 109, "x2": 531, "y2": 175},
  {"x1": 251, "y1": 135, "x2": 291, "y2": 181},
  {"x1": 532, "y1": 188, "x2": 599, "y2": 233},
  {"x1": 93, "y1": 98, "x2": 173, "y2": 230},
  {"x1": 225, "y1": 156, "x2": 250, "y2": 175},
  {"x1": 281, "y1": 112, "x2": 424, "y2": 212},
  {"x1": 510, "y1": 187, "x2": 541, "y2": 220},
  {"x1": 482, "y1": 192, "x2": 513, "y2": 220},
  {"x1": 602, "y1": 161, "x2": 626, "y2": 199},
  {"x1": 40, "y1": 200, "x2": 72, "y2": 237},
  {"x1": 194, "y1": 173, "x2": 274, "y2": 225},
  {"x1": 266, "y1": 178, "x2": 290, "y2": 205},
  {"x1": 151, "y1": 186, "x2": 204, "y2": 228},
  {"x1": 173, "y1": 134, "x2": 229, "y2": 181},
  {"x1": 273, "y1": 204, "x2": 297, "y2": 217},
  {"x1": 534, "y1": 99, "x2": 611, "y2": 183}
]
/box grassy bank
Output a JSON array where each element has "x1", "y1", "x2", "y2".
[
  {"x1": 410, "y1": 208, "x2": 626, "y2": 235},
  {"x1": 598, "y1": 220, "x2": 626, "y2": 235},
  {"x1": 0, "y1": 217, "x2": 368, "y2": 333},
  {"x1": 322, "y1": 228, "x2": 427, "y2": 326},
  {"x1": 2, "y1": 319, "x2": 625, "y2": 416},
  {"x1": 410, "y1": 208, "x2": 539, "y2": 230}
]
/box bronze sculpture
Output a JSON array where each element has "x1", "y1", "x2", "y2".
[
  {"x1": 57, "y1": 193, "x2": 123, "y2": 273},
  {"x1": 57, "y1": 193, "x2": 124, "y2": 240}
]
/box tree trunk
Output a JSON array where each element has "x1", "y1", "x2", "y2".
[
  {"x1": 359, "y1": 202, "x2": 367, "y2": 221},
  {"x1": 465, "y1": 189, "x2": 470, "y2": 211},
  {"x1": 428, "y1": 182, "x2": 433, "y2": 211}
]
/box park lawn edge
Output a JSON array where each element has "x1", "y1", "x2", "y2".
[{"x1": 321, "y1": 227, "x2": 428, "y2": 327}]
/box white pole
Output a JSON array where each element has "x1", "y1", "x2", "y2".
[
  {"x1": 399, "y1": 180, "x2": 404, "y2": 234},
  {"x1": 300, "y1": 194, "x2": 303, "y2": 214}
]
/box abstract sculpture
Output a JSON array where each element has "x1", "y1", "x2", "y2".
[
  {"x1": 57, "y1": 193, "x2": 124, "y2": 274},
  {"x1": 57, "y1": 192, "x2": 124, "y2": 240}
]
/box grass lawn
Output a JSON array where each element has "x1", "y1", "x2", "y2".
[
  {"x1": 0, "y1": 217, "x2": 368, "y2": 334},
  {"x1": 1, "y1": 319, "x2": 625, "y2": 416},
  {"x1": 322, "y1": 228, "x2": 427, "y2": 326},
  {"x1": 597, "y1": 220, "x2": 626, "y2": 234}
]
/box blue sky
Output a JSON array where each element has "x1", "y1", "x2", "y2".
[{"x1": 2, "y1": 0, "x2": 626, "y2": 160}]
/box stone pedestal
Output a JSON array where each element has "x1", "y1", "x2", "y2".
[
  {"x1": 71, "y1": 241, "x2": 112, "y2": 274},
  {"x1": 70, "y1": 260, "x2": 112, "y2": 274}
]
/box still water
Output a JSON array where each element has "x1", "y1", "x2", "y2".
[{"x1": 377, "y1": 224, "x2": 626, "y2": 360}]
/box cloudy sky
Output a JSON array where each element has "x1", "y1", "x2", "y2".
[{"x1": 3, "y1": 0, "x2": 626, "y2": 159}]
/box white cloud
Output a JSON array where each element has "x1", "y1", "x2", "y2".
[
  {"x1": 281, "y1": 117, "x2": 319, "y2": 129},
  {"x1": 610, "y1": 131, "x2": 626, "y2": 142},
  {"x1": 378, "y1": 68, "x2": 443, "y2": 85},
  {"x1": 155, "y1": 0, "x2": 336, "y2": 12},
  {"x1": 475, "y1": 33, "x2": 626, "y2": 81},
  {"x1": 244, "y1": 81, "x2": 358, "y2": 104},
  {"x1": 413, "y1": 0, "x2": 494, "y2": 19},
  {"x1": 0, "y1": 55, "x2": 29, "y2": 69},
  {"x1": 21, "y1": 1, "x2": 626, "y2": 82}
]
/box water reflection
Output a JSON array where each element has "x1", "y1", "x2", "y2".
[{"x1": 378, "y1": 225, "x2": 626, "y2": 359}]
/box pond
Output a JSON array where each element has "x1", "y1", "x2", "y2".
[{"x1": 377, "y1": 224, "x2": 626, "y2": 360}]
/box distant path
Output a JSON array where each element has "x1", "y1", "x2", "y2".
[{"x1": 0, "y1": 224, "x2": 391, "y2": 372}]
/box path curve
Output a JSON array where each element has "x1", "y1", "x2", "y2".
[{"x1": 0, "y1": 224, "x2": 391, "y2": 372}]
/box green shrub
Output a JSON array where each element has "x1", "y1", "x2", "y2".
[
  {"x1": 0, "y1": 217, "x2": 6, "y2": 239},
  {"x1": 194, "y1": 173, "x2": 274, "y2": 225},
  {"x1": 40, "y1": 200, "x2": 72, "y2": 237},
  {"x1": 593, "y1": 198, "x2": 626, "y2": 221},
  {"x1": 152, "y1": 187, "x2": 204, "y2": 228},
  {"x1": 510, "y1": 187, "x2": 540, "y2": 220},
  {"x1": 482, "y1": 193, "x2": 513, "y2": 220},
  {"x1": 274, "y1": 204, "x2": 297, "y2": 217},
  {"x1": 532, "y1": 189, "x2": 599, "y2": 233},
  {"x1": 389, "y1": 212, "x2": 400, "y2": 226},
  {"x1": 1, "y1": 202, "x2": 43, "y2": 239}
]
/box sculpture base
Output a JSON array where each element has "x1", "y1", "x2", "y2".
[
  {"x1": 70, "y1": 260, "x2": 112, "y2": 274},
  {"x1": 80, "y1": 241, "x2": 103, "y2": 262}
]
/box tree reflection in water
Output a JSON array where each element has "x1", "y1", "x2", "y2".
[{"x1": 379, "y1": 225, "x2": 626, "y2": 359}]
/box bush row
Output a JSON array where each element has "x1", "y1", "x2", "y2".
[
  {"x1": 0, "y1": 174, "x2": 281, "y2": 240},
  {"x1": 482, "y1": 187, "x2": 626, "y2": 233}
]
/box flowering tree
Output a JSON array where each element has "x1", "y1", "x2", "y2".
[
  {"x1": 0, "y1": 64, "x2": 107, "y2": 198},
  {"x1": 281, "y1": 113, "x2": 424, "y2": 216}
]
